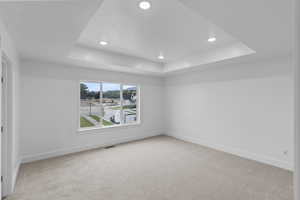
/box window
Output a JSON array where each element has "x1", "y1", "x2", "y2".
[
  {"x1": 80, "y1": 81, "x2": 139, "y2": 129},
  {"x1": 122, "y1": 85, "x2": 138, "y2": 124},
  {"x1": 102, "y1": 83, "x2": 121, "y2": 127},
  {"x1": 80, "y1": 82, "x2": 101, "y2": 128}
]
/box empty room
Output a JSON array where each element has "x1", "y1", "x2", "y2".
[{"x1": 0, "y1": 0, "x2": 299, "y2": 199}]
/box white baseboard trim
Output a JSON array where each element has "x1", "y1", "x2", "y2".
[
  {"x1": 167, "y1": 132, "x2": 293, "y2": 171},
  {"x1": 20, "y1": 130, "x2": 292, "y2": 171},
  {"x1": 21, "y1": 130, "x2": 163, "y2": 164}
]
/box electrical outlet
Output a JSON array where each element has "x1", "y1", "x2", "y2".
[{"x1": 283, "y1": 150, "x2": 288, "y2": 156}]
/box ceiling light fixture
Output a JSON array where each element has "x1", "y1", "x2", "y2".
[
  {"x1": 158, "y1": 55, "x2": 164, "y2": 60},
  {"x1": 99, "y1": 41, "x2": 108, "y2": 46},
  {"x1": 139, "y1": 1, "x2": 151, "y2": 10},
  {"x1": 208, "y1": 37, "x2": 216, "y2": 42}
]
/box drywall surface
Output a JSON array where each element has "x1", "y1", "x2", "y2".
[
  {"x1": 164, "y1": 57, "x2": 294, "y2": 170},
  {"x1": 20, "y1": 55, "x2": 294, "y2": 171},
  {"x1": 20, "y1": 59, "x2": 164, "y2": 162},
  {"x1": 0, "y1": 18, "x2": 21, "y2": 194}
]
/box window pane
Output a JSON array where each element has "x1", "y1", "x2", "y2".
[
  {"x1": 102, "y1": 83, "x2": 121, "y2": 126},
  {"x1": 80, "y1": 82, "x2": 102, "y2": 128},
  {"x1": 122, "y1": 85, "x2": 137, "y2": 124}
]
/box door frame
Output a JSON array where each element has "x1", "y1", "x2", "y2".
[
  {"x1": 1, "y1": 53, "x2": 14, "y2": 197},
  {"x1": 295, "y1": 0, "x2": 300, "y2": 199},
  {"x1": 1, "y1": 54, "x2": 8, "y2": 197}
]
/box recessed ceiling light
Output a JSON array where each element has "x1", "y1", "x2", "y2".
[
  {"x1": 158, "y1": 55, "x2": 164, "y2": 60},
  {"x1": 99, "y1": 41, "x2": 108, "y2": 46},
  {"x1": 139, "y1": 1, "x2": 151, "y2": 10},
  {"x1": 208, "y1": 37, "x2": 216, "y2": 42}
]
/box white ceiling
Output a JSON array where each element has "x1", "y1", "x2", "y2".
[
  {"x1": 178, "y1": 0, "x2": 292, "y2": 58},
  {"x1": 0, "y1": 0, "x2": 103, "y2": 61},
  {"x1": 0, "y1": 0, "x2": 291, "y2": 76},
  {"x1": 78, "y1": 0, "x2": 241, "y2": 63}
]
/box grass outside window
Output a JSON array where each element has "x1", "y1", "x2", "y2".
[
  {"x1": 80, "y1": 117, "x2": 94, "y2": 128},
  {"x1": 81, "y1": 115, "x2": 114, "y2": 128}
]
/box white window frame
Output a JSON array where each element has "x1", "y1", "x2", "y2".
[{"x1": 78, "y1": 81, "x2": 141, "y2": 132}]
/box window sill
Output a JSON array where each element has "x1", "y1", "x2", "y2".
[{"x1": 77, "y1": 122, "x2": 141, "y2": 135}]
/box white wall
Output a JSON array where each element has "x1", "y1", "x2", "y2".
[
  {"x1": 165, "y1": 57, "x2": 294, "y2": 170},
  {"x1": 20, "y1": 56, "x2": 294, "y2": 171},
  {"x1": 0, "y1": 18, "x2": 21, "y2": 193},
  {"x1": 20, "y1": 59, "x2": 164, "y2": 162}
]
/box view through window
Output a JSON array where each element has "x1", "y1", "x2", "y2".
[{"x1": 80, "y1": 82, "x2": 139, "y2": 129}]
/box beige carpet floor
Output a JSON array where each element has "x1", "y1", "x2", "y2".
[{"x1": 7, "y1": 136, "x2": 293, "y2": 200}]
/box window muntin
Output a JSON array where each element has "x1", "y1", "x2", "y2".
[{"x1": 80, "y1": 82, "x2": 139, "y2": 129}]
